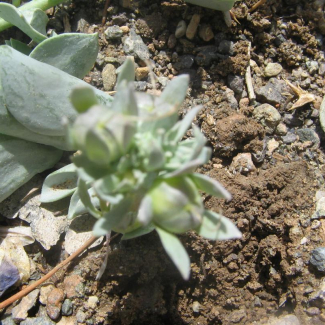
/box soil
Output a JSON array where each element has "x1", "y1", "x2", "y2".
[{"x1": 1, "y1": 0, "x2": 325, "y2": 324}]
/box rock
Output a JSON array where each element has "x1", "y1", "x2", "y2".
[
  {"x1": 65, "y1": 215, "x2": 103, "y2": 255},
  {"x1": 195, "y1": 46, "x2": 219, "y2": 66},
  {"x1": 12, "y1": 289, "x2": 40, "y2": 322},
  {"x1": 310, "y1": 248, "x2": 325, "y2": 272},
  {"x1": 62, "y1": 299, "x2": 73, "y2": 316},
  {"x1": 174, "y1": 55, "x2": 195, "y2": 70},
  {"x1": 102, "y1": 64, "x2": 116, "y2": 91},
  {"x1": 308, "y1": 279, "x2": 325, "y2": 307},
  {"x1": 192, "y1": 301, "x2": 201, "y2": 313},
  {"x1": 230, "y1": 153, "x2": 256, "y2": 175},
  {"x1": 120, "y1": 26, "x2": 129, "y2": 34},
  {"x1": 228, "y1": 309, "x2": 246, "y2": 323},
  {"x1": 312, "y1": 195, "x2": 325, "y2": 220},
  {"x1": 175, "y1": 20, "x2": 186, "y2": 38},
  {"x1": 167, "y1": 34, "x2": 177, "y2": 48},
  {"x1": 218, "y1": 40, "x2": 234, "y2": 55},
  {"x1": 104, "y1": 26, "x2": 123, "y2": 40},
  {"x1": 186, "y1": 14, "x2": 200, "y2": 40},
  {"x1": 319, "y1": 63, "x2": 325, "y2": 76},
  {"x1": 20, "y1": 316, "x2": 56, "y2": 325},
  {"x1": 264, "y1": 62, "x2": 283, "y2": 77},
  {"x1": 306, "y1": 60, "x2": 319, "y2": 75},
  {"x1": 64, "y1": 274, "x2": 84, "y2": 299},
  {"x1": 123, "y1": 29, "x2": 150, "y2": 61},
  {"x1": 46, "y1": 288, "x2": 65, "y2": 320},
  {"x1": 282, "y1": 132, "x2": 298, "y2": 144},
  {"x1": 0, "y1": 254, "x2": 20, "y2": 297},
  {"x1": 275, "y1": 122, "x2": 287, "y2": 136},
  {"x1": 134, "y1": 81, "x2": 147, "y2": 91},
  {"x1": 0, "y1": 316, "x2": 16, "y2": 325},
  {"x1": 87, "y1": 296, "x2": 99, "y2": 309},
  {"x1": 135, "y1": 67, "x2": 149, "y2": 81},
  {"x1": 253, "y1": 103, "x2": 281, "y2": 133},
  {"x1": 76, "y1": 310, "x2": 86, "y2": 323},
  {"x1": 198, "y1": 24, "x2": 214, "y2": 42},
  {"x1": 267, "y1": 138, "x2": 279, "y2": 155},
  {"x1": 283, "y1": 114, "x2": 303, "y2": 127},
  {"x1": 255, "y1": 78, "x2": 286, "y2": 106},
  {"x1": 224, "y1": 88, "x2": 238, "y2": 109},
  {"x1": 295, "y1": 128, "x2": 320, "y2": 148},
  {"x1": 227, "y1": 75, "x2": 244, "y2": 95},
  {"x1": 39, "y1": 284, "x2": 55, "y2": 305},
  {"x1": 306, "y1": 307, "x2": 320, "y2": 316},
  {"x1": 268, "y1": 314, "x2": 301, "y2": 325}
]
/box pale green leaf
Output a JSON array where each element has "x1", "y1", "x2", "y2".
[
  {"x1": 197, "y1": 210, "x2": 242, "y2": 240},
  {"x1": 0, "y1": 134, "x2": 62, "y2": 202},
  {"x1": 40, "y1": 164, "x2": 77, "y2": 203},
  {"x1": 70, "y1": 87, "x2": 98, "y2": 113},
  {"x1": 116, "y1": 57, "x2": 135, "y2": 86},
  {"x1": 190, "y1": 173, "x2": 232, "y2": 200},
  {"x1": 156, "y1": 227, "x2": 190, "y2": 280},
  {"x1": 121, "y1": 223, "x2": 155, "y2": 240},
  {"x1": 30, "y1": 33, "x2": 99, "y2": 78},
  {"x1": 78, "y1": 179, "x2": 101, "y2": 218}
]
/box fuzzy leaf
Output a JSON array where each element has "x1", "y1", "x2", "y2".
[
  {"x1": 0, "y1": 3, "x2": 47, "y2": 43},
  {"x1": 78, "y1": 179, "x2": 101, "y2": 218},
  {"x1": 8, "y1": 38, "x2": 31, "y2": 55},
  {"x1": 156, "y1": 227, "x2": 190, "y2": 280},
  {"x1": 0, "y1": 46, "x2": 112, "y2": 136},
  {"x1": 112, "y1": 81, "x2": 138, "y2": 116},
  {"x1": 0, "y1": 134, "x2": 62, "y2": 202},
  {"x1": 93, "y1": 175, "x2": 123, "y2": 204},
  {"x1": 41, "y1": 164, "x2": 77, "y2": 203},
  {"x1": 197, "y1": 210, "x2": 242, "y2": 240},
  {"x1": 116, "y1": 57, "x2": 135, "y2": 86},
  {"x1": 184, "y1": 0, "x2": 236, "y2": 12},
  {"x1": 121, "y1": 223, "x2": 155, "y2": 240},
  {"x1": 137, "y1": 195, "x2": 153, "y2": 225},
  {"x1": 30, "y1": 33, "x2": 99, "y2": 78},
  {"x1": 190, "y1": 173, "x2": 232, "y2": 200}
]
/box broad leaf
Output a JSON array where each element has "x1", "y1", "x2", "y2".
[
  {"x1": 78, "y1": 179, "x2": 101, "y2": 218},
  {"x1": 0, "y1": 46, "x2": 112, "y2": 137},
  {"x1": 190, "y1": 173, "x2": 232, "y2": 200},
  {"x1": 30, "y1": 33, "x2": 99, "y2": 79},
  {"x1": 197, "y1": 210, "x2": 242, "y2": 240},
  {"x1": 116, "y1": 57, "x2": 135, "y2": 86},
  {"x1": 0, "y1": 3, "x2": 47, "y2": 43},
  {"x1": 41, "y1": 164, "x2": 77, "y2": 203},
  {"x1": 121, "y1": 223, "x2": 155, "y2": 240},
  {"x1": 0, "y1": 134, "x2": 62, "y2": 202},
  {"x1": 7, "y1": 38, "x2": 31, "y2": 55},
  {"x1": 156, "y1": 227, "x2": 190, "y2": 280},
  {"x1": 70, "y1": 87, "x2": 98, "y2": 113}
]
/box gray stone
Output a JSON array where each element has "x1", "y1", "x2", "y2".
[
  {"x1": 123, "y1": 29, "x2": 150, "y2": 61},
  {"x1": 175, "y1": 20, "x2": 186, "y2": 38},
  {"x1": 296, "y1": 128, "x2": 320, "y2": 148},
  {"x1": 275, "y1": 122, "x2": 287, "y2": 136},
  {"x1": 255, "y1": 78, "x2": 286, "y2": 105},
  {"x1": 12, "y1": 289, "x2": 40, "y2": 322},
  {"x1": 300, "y1": 77, "x2": 311, "y2": 89},
  {"x1": 104, "y1": 26, "x2": 123, "y2": 40},
  {"x1": 227, "y1": 75, "x2": 244, "y2": 95},
  {"x1": 310, "y1": 247, "x2": 325, "y2": 272},
  {"x1": 283, "y1": 114, "x2": 303, "y2": 127},
  {"x1": 174, "y1": 55, "x2": 195, "y2": 70},
  {"x1": 96, "y1": 53, "x2": 105, "y2": 68},
  {"x1": 76, "y1": 310, "x2": 86, "y2": 323},
  {"x1": 62, "y1": 299, "x2": 73, "y2": 316},
  {"x1": 268, "y1": 314, "x2": 300, "y2": 325},
  {"x1": 218, "y1": 40, "x2": 234, "y2": 55},
  {"x1": 319, "y1": 63, "x2": 325, "y2": 76},
  {"x1": 224, "y1": 88, "x2": 238, "y2": 109},
  {"x1": 134, "y1": 81, "x2": 147, "y2": 91},
  {"x1": 253, "y1": 103, "x2": 281, "y2": 133},
  {"x1": 264, "y1": 62, "x2": 283, "y2": 77},
  {"x1": 306, "y1": 60, "x2": 319, "y2": 75},
  {"x1": 112, "y1": 13, "x2": 128, "y2": 26},
  {"x1": 0, "y1": 316, "x2": 16, "y2": 325},
  {"x1": 195, "y1": 46, "x2": 219, "y2": 66},
  {"x1": 20, "y1": 316, "x2": 56, "y2": 325},
  {"x1": 102, "y1": 64, "x2": 116, "y2": 91},
  {"x1": 282, "y1": 132, "x2": 298, "y2": 144}
]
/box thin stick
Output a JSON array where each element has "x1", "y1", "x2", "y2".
[
  {"x1": 245, "y1": 42, "x2": 256, "y2": 104},
  {"x1": 102, "y1": 0, "x2": 111, "y2": 26},
  {"x1": 0, "y1": 235, "x2": 98, "y2": 310},
  {"x1": 249, "y1": 0, "x2": 267, "y2": 13}
]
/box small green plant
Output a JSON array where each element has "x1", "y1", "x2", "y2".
[{"x1": 41, "y1": 59, "x2": 242, "y2": 279}]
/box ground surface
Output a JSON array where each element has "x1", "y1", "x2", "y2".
[{"x1": 1, "y1": 0, "x2": 325, "y2": 324}]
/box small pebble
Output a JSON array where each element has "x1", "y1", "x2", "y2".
[
  {"x1": 76, "y1": 310, "x2": 86, "y2": 323},
  {"x1": 46, "y1": 288, "x2": 65, "y2": 321},
  {"x1": 253, "y1": 103, "x2": 281, "y2": 133},
  {"x1": 218, "y1": 40, "x2": 234, "y2": 55},
  {"x1": 186, "y1": 14, "x2": 200, "y2": 40},
  {"x1": 282, "y1": 132, "x2": 298, "y2": 144},
  {"x1": 120, "y1": 26, "x2": 129, "y2": 34},
  {"x1": 12, "y1": 289, "x2": 40, "y2": 322},
  {"x1": 227, "y1": 75, "x2": 244, "y2": 95},
  {"x1": 135, "y1": 67, "x2": 149, "y2": 81},
  {"x1": 39, "y1": 285, "x2": 55, "y2": 305},
  {"x1": 64, "y1": 275, "x2": 84, "y2": 299},
  {"x1": 230, "y1": 153, "x2": 256, "y2": 175},
  {"x1": 175, "y1": 20, "x2": 186, "y2": 38},
  {"x1": 102, "y1": 64, "x2": 117, "y2": 91},
  {"x1": 264, "y1": 63, "x2": 283, "y2": 77},
  {"x1": 310, "y1": 247, "x2": 325, "y2": 273},
  {"x1": 87, "y1": 296, "x2": 99, "y2": 309},
  {"x1": 61, "y1": 299, "x2": 73, "y2": 316},
  {"x1": 306, "y1": 60, "x2": 319, "y2": 75},
  {"x1": 306, "y1": 307, "x2": 320, "y2": 316},
  {"x1": 198, "y1": 24, "x2": 214, "y2": 42},
  {"x1": 104, "y1": 25, "x2": 123, "y2": 40},
  {"x1": 275, "y1": 122, "x2": 287, "y2": 136},
  {"x1": 167, "y1": 34, "x2": 177, "y2": 48},
  {"x1": 192, "y1": 301, "x2": 201, "y2": 313}
]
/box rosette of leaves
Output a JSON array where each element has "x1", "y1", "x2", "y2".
[
  {"x1": 0, "y1": 1, "x2": 112, "y2": 202},
  {"x1": 41, "y1": 59, "x2": 242, "y2": 279}
]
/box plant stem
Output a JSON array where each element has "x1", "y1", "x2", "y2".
[
  {"x1": 0, "y1": 0, "x2": 67, "y2": 32},
  {"x1": 0, "y1": 235, "x2": 98, "y2": 310}
]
